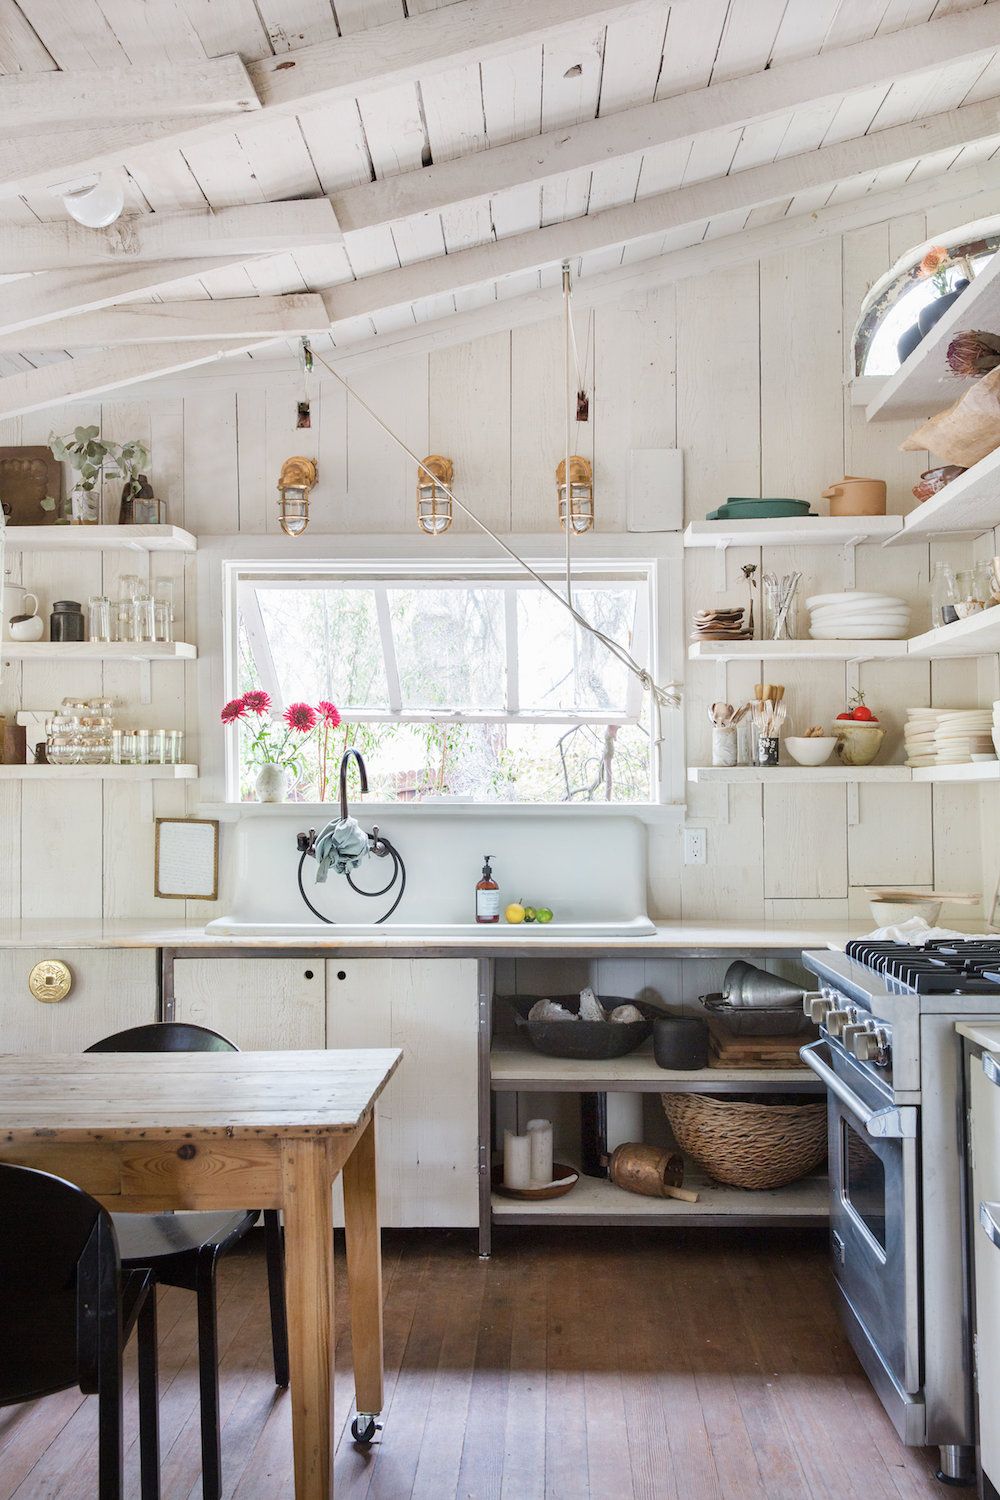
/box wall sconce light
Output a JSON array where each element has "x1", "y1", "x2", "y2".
[
  {"x1": 277, "y1": 456, "x2": 318, "y2": 537},
  {"x1": 416, "y1": 454, "x2": 454, "y2": 535},
  {"x1": 556, "y1": 455, "x2": 594, "y2": 534}
]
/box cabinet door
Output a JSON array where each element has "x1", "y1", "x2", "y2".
[
  {"x1": 0, "y1": 948, "x2": 157, "y2": 1052},
  {"x1": 972, "y1": 1053, "x2": 1000, "y2": 1487},
  {"x1": 173, "y1": 958, "x2": 326, "y2": 1050},
  {"x1": 326, "y1": 959, "x2": 479, "y2": 1228}
]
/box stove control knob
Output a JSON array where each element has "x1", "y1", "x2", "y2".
[
  {"x1": 805, "y1": 993, "x2": 833, "y2": 1022},
  {"x1": 842, "y1": 1023, "x2": 867, "y2": 1051},
  {"x1": 850, "y1": 1029, "x2": 880, "y2": 1061},
  {"x1": 826, "y1": 1009, "x2": 852, "y2": 1038}
]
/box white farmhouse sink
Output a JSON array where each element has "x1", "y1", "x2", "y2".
[{"x1": 205, "y1": 916, "x2": 657, "y2": 938}]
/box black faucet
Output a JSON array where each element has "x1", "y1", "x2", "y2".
[{"x1": 339, "y1": 748, "x2": 369, "y2": 822}]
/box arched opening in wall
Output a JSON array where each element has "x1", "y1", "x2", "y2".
[{"x1": 852, "y1": 216, "x2": 1000, "y2": 378}]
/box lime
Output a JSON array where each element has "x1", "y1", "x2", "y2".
[
  {"x1": 523, "y1": 906, "x2": 537, "y2": 923},
  {"x1": 536, "y1": 907, "x2": 553, "y2": 924}
]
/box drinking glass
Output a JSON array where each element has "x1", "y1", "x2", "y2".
[
  {"x1": 150, "y1": 729, "x2": 167, "y2": 765},
  {"x1": 134, "y1": 728, "x2": 150, "y2": 765},
  {"x1": 131, "y1": 594, "x2": 155, "y2": 643},
  {"x1": 153, "y1": 579, "x2": 174, "y2": 643},
  {"x1": 88, "y1": 595, "x2": 112, "y2": 642},
  {"x1": 167, "y1": 729, "x2": 184, "y2": 765}
]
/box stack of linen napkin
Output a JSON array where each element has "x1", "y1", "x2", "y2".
[{"x1": 904, "y1": 706, "x2": 994, "y2": 767}]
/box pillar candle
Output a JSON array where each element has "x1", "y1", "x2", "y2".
[
  {"x1": 527, "y1": 1118, "x2": 554, "y2": 1185},
  {"x1": 503, "y1": 1128, "x2": 532, "y2": 1189}
]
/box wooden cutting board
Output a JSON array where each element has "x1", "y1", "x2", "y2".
[{"x1": 708, "y1": 1023, "x2": 809, "y2": 1069}]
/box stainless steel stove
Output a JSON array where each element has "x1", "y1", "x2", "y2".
[{"x1": 802, "y1": 939, "x2": 1000, "y2": 1487}]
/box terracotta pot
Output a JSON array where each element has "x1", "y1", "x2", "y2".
[{"x1": 822, "y1": 476, "x2": 887, "y2": 517}]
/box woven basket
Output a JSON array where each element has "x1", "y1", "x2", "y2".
[{"x1": 662, "y1": 1092, "x2": 827, "y2": 1190}]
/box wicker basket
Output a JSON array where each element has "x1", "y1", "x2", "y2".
[{"x1": 661, "y1": 1092, "x2": 827, "y2": 1190}]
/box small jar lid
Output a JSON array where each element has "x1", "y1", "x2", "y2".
[{"x1": 52, "y1": 599, "x2": 82, "y2": 611}]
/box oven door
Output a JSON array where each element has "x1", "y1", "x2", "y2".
[{"x1": 801, "y1": 1040, "x2": 921, "y2": 1399}]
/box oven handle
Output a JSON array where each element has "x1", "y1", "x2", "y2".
[
  {"x1": 981, "y1": 1202, "x2": 1000, "y2": 1250},
  {"x1": 983, "y1": 1053, "x2": 1000, "y2": 1090},
  {"x1": 799, "y1": 1039, "x2": 916, "y2": 1140}
]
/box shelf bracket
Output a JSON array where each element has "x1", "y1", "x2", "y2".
[
  {"x1": 715, "y1": 658, "x2": 727, "y2": 699},
  {"x1": 842, "y1": 538, "x2": 862, "y2": 590},
  {"x1": 715, "y1": 542, "x2": 728, "y2": 592},
  {"x1": 847, "y1": 782, "x2": 860, "y2": 827},
  {"x1": 846, "y1": 660, "x2": 861, "y2": 703},
  {"x1": 139, "y1": 659, "x2": 152, "y2": 706}
]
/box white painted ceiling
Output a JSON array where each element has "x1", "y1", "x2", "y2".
[{"x1": 2, "y1": 0, "x2": 1000, "y2": 391}]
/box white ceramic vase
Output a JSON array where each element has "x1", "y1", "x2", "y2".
[{"x1": 255, "y1": 763, "x2": 288, "y2": 802}]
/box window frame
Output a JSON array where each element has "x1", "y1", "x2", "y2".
[{"x1": 197, "y1": 532, "x2": 685, "y2": 812}]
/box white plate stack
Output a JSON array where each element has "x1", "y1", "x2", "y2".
[
  {"x1": 904, "y1": 707, "x2": 995, "y2": 767},
  {"x1": 992, "y1": 702, "x2": 1000, "y2": 760},
  {"x1": 806, "y1": 591, "x2": 911, "y2": 640}
]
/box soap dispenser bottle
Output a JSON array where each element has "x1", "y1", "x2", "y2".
[{"x1": 476, "y1": 854, "x2": 500, "y2": 924}]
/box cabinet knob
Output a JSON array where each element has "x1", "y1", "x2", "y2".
[{"x1": 28, "y1": 959, "x2": 73, "y2": 1004}]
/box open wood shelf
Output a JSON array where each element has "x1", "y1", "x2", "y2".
[
  {"x1": 865, "y1": 251, "x2": 1000, "y2": 423},
  {"x1": 0, "y1": 764, "x2": 198, "y2": 779},
  {"x1": 0, "y1": 641, "x2": 196, "y2": 662},
  {"x1": 908, "y1": 608, "x2": 1000, "y2": 657},
  {"x1": 687, "y1": 765, "x2": 912, "y2": 784},
  {"x1": 492, "y1": 1167, "x2": 828, "y2": 1226},
  {"x1": 490, "y1": 1039, "x2": 819, "y2": 1093},
  {"x1": 883, "y1": 445, "x2": 1000, "y2": 545},
  {"x1": 683, "y1": 516, "x2": 901, "y2": 548},
  {"x1": 3, "y1": 524, "x2": 196, "y2": 553},
  {"x1": 690, "y1": 762, "x2": 1000, "y2": 784},
  {"x1": 688, "y1": 639, "x2": 909, "y2": 663}
]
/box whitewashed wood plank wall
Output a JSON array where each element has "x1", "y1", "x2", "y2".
[{"x1": 0, "y1": 201, "x2": 989, "y2": 925}]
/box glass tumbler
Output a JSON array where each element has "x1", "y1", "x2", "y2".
[
  {"x1": 131, "y1": 594, "x2": 155, "y2": 643},
  {"x1": 166, "y1": 729, "x2": 184, "y2": 765},
  {"x1": 153, "y1": 579, "x2": 174, "y2": 643},
  {"x1": 88, "y1": 595, "x2": 112, "y2": 642}
]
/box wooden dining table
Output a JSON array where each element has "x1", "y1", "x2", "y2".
[{"x1": 0, "y1": 1046, "x2": 401, "y2": 1500}]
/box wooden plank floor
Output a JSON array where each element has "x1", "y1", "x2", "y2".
[{"x1": 0, "y1": 1226, "x2": 948, "y2": 1499}]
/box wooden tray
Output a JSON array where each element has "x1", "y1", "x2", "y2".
[
  {"x1": 491, "y1": 1161, "x2": 579, "y2": 1201},
  {"x1": 708, "y1": 1023, "x2": 807, "y2": 1070}
]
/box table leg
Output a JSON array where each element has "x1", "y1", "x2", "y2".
[
  {"x1": 342, "y1": 1112, "x2": 384, "y2": 1419},
  {"x1": 280, "y1": 1139, "x2": 335, "y2": 1500}
]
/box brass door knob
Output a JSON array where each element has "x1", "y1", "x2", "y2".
[{"x1": 28, "y1": 959, "x2": 73, "y2": 1003}]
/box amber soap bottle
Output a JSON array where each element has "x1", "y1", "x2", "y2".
[{"x1": 476, "y1": 854, "x2": 500, "y2": 923}]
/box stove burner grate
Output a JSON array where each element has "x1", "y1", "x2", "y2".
[{"x1": 845, "y1": 939, "x2": 1000, "y2": 994}]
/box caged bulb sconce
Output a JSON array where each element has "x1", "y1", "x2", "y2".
[
  {"x1": 556, "y1": 455, "x2": 594, "y2": 534},
  {"x1": 416, "y1": 455, "x2": 454, "y2": 535},
  {"x1": 277, "y1": 456, "x2": 318, "y2": 537}
]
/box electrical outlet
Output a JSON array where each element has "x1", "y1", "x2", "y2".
[{"x1": 683, "y1": 827, "x2": 707, "y2": 866}]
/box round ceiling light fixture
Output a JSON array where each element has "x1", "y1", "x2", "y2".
[{"x1": 51, "y1": 172, "x2": 126, "y2": 229}]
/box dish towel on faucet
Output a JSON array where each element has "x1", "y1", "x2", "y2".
[{"x1": 313, "y1": 817, "x2": 369, "y2": 881}]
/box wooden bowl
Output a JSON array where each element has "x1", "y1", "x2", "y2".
[{"x1": 492, "y1": 1162, "x2": 579, "y2": 1201}]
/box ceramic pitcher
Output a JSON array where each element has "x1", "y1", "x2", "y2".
[{"x1": 3, "y1": 584, "x2": 40, "y2": 641}]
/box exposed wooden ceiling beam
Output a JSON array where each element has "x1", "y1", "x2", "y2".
[
  {"x1": 0, "y1": 339, "x2": 283, "y2": 420},
  {"x1": 329, "y1": 5, "x2": 1000, "y2": 235},
  {"x1": 0, "y1": 295, "x2": 330, "y2": 350},
  {"x1": 0, "y1": 200, "x2": 341, "y2": 275},
  {"x1": 127, "y1": 158, "x2": 1000, "y2": 397},
  {"x1": 326, "y1": 97, "x2": 1000, "y2": 324},
  {"x1": 0, "y1": 0, "x2": 652, "y2": 197},
  {"x1": 0, "y1": 257, "x2": 271, "y2": 338},
  {"x1": 0, "y1": 55, "x2": 258, "y2": 135}
]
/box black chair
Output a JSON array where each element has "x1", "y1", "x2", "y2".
[
  {"x1": 0, "y1": 1161, "x2": 160, "y2": 1499},
  {"x1": 86, "y1": 1022, "x2": 289, "y2": 1500}
]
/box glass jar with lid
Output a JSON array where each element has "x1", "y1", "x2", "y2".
[{"x1": 46, "y1": 714, "x2": 82, "y2": 765}]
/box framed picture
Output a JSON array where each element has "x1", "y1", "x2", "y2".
[{"x1": 154, "y1": 818, "x2": 219, "y2": 901}]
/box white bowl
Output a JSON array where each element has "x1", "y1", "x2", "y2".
[
  {"x1": 784, "y1": 735, "x2": 836, "y2": 766},
  {"x1": 869, "y1": 897, "x2": 942, "y2": 927}
]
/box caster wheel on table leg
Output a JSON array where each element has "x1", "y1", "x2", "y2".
[{"x1": 352, "y1": 1415, "x2": 380, "y2": 1444}]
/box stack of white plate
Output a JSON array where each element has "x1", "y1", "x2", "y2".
[
  {"x1": 904, "y1": 707, "x2": 994, "y2": 767},
  {"x1": 806, "y1": 591, "x2": 911, "y2": 640},
  {"x1": 992, "y1": 701, "x2": 1000, "y2": 760}
]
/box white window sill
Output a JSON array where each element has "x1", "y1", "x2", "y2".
[{"x1": 197, "y1": 800, "x2": 684, "y2": 825}]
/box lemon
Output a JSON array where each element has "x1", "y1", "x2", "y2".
[{"x1": 505, "y1": 902, "x2": 525, "y2": 924}]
